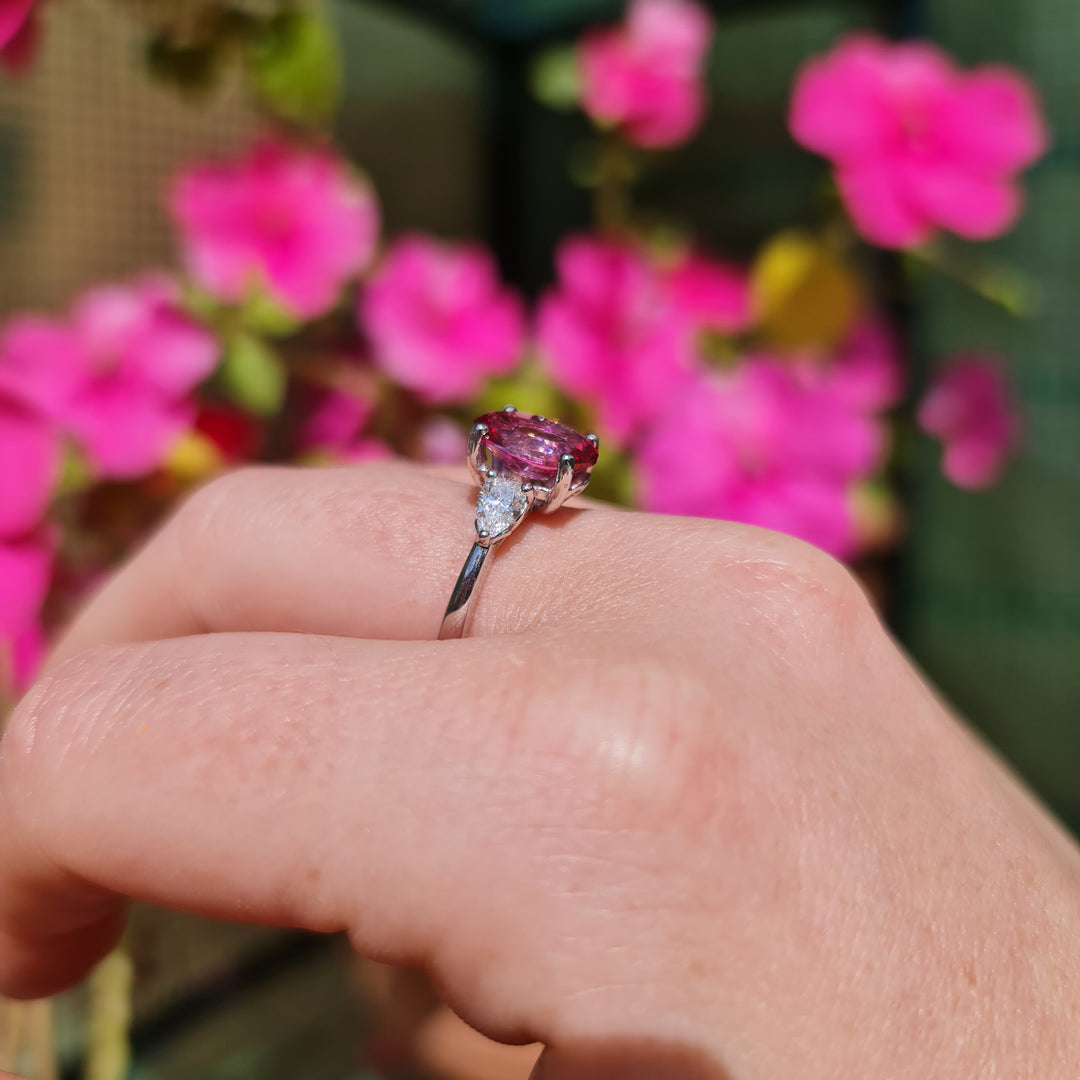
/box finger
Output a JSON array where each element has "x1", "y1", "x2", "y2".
[
  {"x1": 0, "y1": 629, "x2": 720, "y2": 1047},
  {"x1": 415, "y1": 1006, "x2": 540, "y2": 1080},
  {"x1": 50, "y1": 463, "x2": 762, "y2": 663}
]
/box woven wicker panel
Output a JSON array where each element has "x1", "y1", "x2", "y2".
[
  {"x1": 897, "y1": 0, "x2": 1080, "y2": 830},
  {"x1": 0, "y1": 0, "x2": 258, "y2": 313}
]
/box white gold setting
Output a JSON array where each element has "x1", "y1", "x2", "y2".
[{"x1": 439, "y1": 406, "x2": 599, "y2": 640}]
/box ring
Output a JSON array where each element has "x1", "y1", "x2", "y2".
[{"x1": 438, "y1": 406, "x2": 600, "y2": 640}]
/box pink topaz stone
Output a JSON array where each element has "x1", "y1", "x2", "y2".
[{"x1": 476, "y1": 411, "x2": 598, "y2": 486}]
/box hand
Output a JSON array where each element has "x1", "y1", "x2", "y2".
[{"x1": 1, "y1": 464, "x2": 1078, "y2": 1079}]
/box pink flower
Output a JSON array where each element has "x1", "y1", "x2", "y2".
[
  {"x1": 580, "y1": 0, "x2": 713, "y2": 148},
  {"x1": 296, "y1": 383, "x2": 394, "y2": 464},
  {"x1": 0, "y1": 531, "x2": 52, "y2": 690},
  {"x1": 360, "y1": 235, "x2": 525, "y2": 404},
  {"x1": 0, "y1": 277, "x2": 220, "y2": 479},
  {"x1": 823, "y1": 317, "x2": 903, "y2": 411},
  {"x1": 0, "y1": 0, "x2": 36, "y2": 49},
  {"x1": 7, "y1": 621, "x2": 45, "y2": 690},
  {"x1": 418, "y1": 416, "x2": 467, "y2": 464},
  {"x1": 171, "y1": 139, "x2": 379, "y2": 319},
  {"x1": 537, "y1": 234, "x2": 697, "y2": 443},
  {"x1": 636, "y1": 327, "x2": 900, "y2": 558},
  {"x1": 0, "y1": 534, "x2": 49, "y2": 639},
  {"x1": 0, "y1": 0, "x2": 41, "y2": 73},
  {"x1": 745, "y1": 351, "x2": 893, "y2": 484},
  {"x1": 785, "y1": 374, "x2": 887, "y2": 485},
  {"x1": 0, "y1": 357, "x2": 55, "y2": 689},
  {"x1": 790, "y1": 34, "x2": 1048, "y2": 248},
  {"x1": 637, "y1": 368, "x2": 860, "y2": 557},
  {"x1": 667, "y1": 250, "x2": 755, "y2": 334},
  {"x1": 917, "y1": 354, "x2": 1019, "y2": 488},
  {"x1": 298, "y1": 387, "x2": 374, "y2": 455},
  {"x1": 338, "y1": 438, "x2": 395, "y2": 465},
  {"x1": 0, "y1": 385, "x2": 59, "y2": 539}
]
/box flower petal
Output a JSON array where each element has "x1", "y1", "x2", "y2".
[
  {"x1": 67, "y1": 377, "x2": 195, "y2": 479},
  {"x1": 579, "y1": 0, "x2": 711, "y2": 149},
  {"x1": 917, "y1": 355, "x2": 1019, "y2": 488},
  {"x1": 935, "y1": 68, "x2": 1049, "y2": 174},
  {"x1": 837, "y1": 160, "x2": 933, "y2": 248},
  {"x1": 0, "y1": 393, "x2": 59, "y2": 538},
  {"x1": 789, "y1": 35, "x2": 898, "y2": 161},
  {"x1": 171, "y1": 139, "x2": 379, "y2": 319},
  {"x1": 0, "y1": 316, "x2": 87, "y2": 418},
  {"x1": 828, "y1": 318, "x2": 904, "y2": 411},
  {"x1": 0, "y1": 0, "x2": 36, "y2": 50},
  {"x1": 360, "y1": 234, "x2": 524, "y2": 404},
  {"x1": 730, "y1": 474, "x2": 857, "y2": 558},
  {"x1": 0, "y1": 533, "x2": 52, "y2": 637},
  {"x1": 625, "y1": 77, "x2": 705, "y2": 147},
  {"x1": 627, "y1": 0, "x2": 713, "y2": 73},
  {"x1": 903, "y1": 158, "x2": 1021, "y2": 239},
  {"x1": 668, "y1": 251, "x2": 754, "y2": 334}
]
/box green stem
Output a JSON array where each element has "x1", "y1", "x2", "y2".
[
  {"x1": 907, "y1": 241, "x2": 1041, "y2": 318},
  {"x1": 594, "y1": 134, "x2": 632, "y2": 235}
]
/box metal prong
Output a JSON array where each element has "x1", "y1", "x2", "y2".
[
  {"x1": 542, "y1": 453, "x2": 576, "y2": 514},
  {"x1": 586, "y1": 433, "x2": 599, "y2": 449},
  {"x1": 503, "y1": 404, "x2": 517, "y2": 413},
  {"x1": 468, "y1": 422, "x2": 489, "y2": 481}
]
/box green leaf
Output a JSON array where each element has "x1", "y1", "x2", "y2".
[
  {"x1": 240, "y1": 289, "x2": 300, "y2": 338},
  {"x1": 584, "y1": 450, "x2": 635, "y2": 507},
  {"x1": 530, "y1": 45, "x2": 581, "y2": 111},
  {"x1": 178, "y1": 282, "x2": 224, "y2": 325},
  {"x1": 221, "y1": 334, "x2": 287, "y2": 416},
  {"x1": 474, "y1": 363, "x2": 564, "y2": 421},
  {"x1": 247, "y1": 9, "x2": 342, "y2": 126},
  {"x1": 56, "y1": 440, "x2": 94, "y2": 495}
]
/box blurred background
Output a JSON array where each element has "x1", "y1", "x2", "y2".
[{"x1": 0, "y1": 0, "x2": 1077, "y2": 1078}]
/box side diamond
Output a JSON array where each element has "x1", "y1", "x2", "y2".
[{"x1": 476, "y1": 475, "x2": 529, "y2": 539}]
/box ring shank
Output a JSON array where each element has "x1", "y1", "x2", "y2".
[{"x1": 438, "y1": 540, "x2": 493, "y2": 640}]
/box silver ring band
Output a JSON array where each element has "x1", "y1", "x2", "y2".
[
  {"x1": 439, "y1": 539, "x2": 492, "y2": 641},
  {"x1": 438, "y1": 407, "x2": 599, "y2": 640}
]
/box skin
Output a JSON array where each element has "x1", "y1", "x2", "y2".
[{"x1": 0, "y1": 462, "x2": 1078, "y2": 1080}]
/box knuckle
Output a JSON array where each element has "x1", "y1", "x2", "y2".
[
  {"x1": 541, "y1": 646, "x2": 733, "y2": 841},
  {"x1": 172, "y1": 465, "x2": 278, "y2": 547},
  {"x1": 166, "y1": 466, "x2": 294, "y2": 618},
  {"x1": 656, "y1": 517, "x2": 877, "y2": 657},
  {"x1": 769, "y1": 539, "x2": 869, "y2": 624},
  {"x1": 722, "y1": 529, "x2": 877, "y2": 659}
]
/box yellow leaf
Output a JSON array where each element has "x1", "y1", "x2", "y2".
[
  {"x1": 850, "y1": 480, "x2": 904, "y2": 552},
  {"x1": 753, "y1": 231, "x2": 861, "y2": 353},
  {"x1": 167, "y1": 430, "x2": 223, "y2": 482}
]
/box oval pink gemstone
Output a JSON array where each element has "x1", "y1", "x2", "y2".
[{"x1": 476, "y1": 411, "x2": 598, "y2": 486}]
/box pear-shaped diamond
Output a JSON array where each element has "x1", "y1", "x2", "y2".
[{"x1": 476, "y1": 475, "x2": 529, "y2": 539}]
